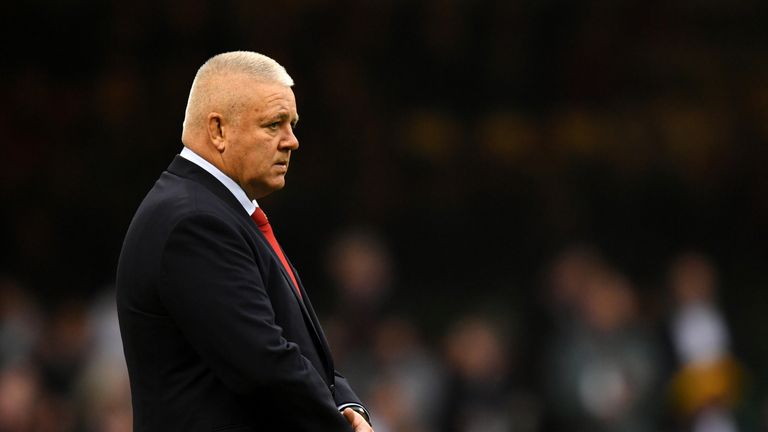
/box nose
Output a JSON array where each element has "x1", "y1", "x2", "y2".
[{"x1": 282, "y1": 127, "x2": 299, "y2": 151}]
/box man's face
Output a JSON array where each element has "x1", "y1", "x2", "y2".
[{"x1": 222, "y1": 80, "x2": 299, "y2": 199}]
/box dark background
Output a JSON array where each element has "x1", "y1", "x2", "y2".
[{"x1": 1, "y1": 1, "x2": 767, "y2": 430}]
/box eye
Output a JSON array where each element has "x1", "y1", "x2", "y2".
[{"x1": 267, "y1": 122, "x2": 280, "y2": 130}]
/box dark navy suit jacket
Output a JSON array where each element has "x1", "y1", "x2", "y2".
[{"x1": 116, "y1": 155, "x2": 362, "y2": 431}]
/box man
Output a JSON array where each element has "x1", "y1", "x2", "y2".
[{"x1": 116, "y1": 51, "x2": 372, "y2": 431}]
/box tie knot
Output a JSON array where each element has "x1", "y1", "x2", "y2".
[{"x1": 251, "y1": 207, "x2": 269, "y2": 227}]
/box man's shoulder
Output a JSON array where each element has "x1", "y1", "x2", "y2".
[{"x1": 131, "y1": 168, "x2": 241, "y2": 233}]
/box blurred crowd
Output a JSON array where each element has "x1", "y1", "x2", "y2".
[
  {"x1": 0, "y1": 285, "x2": 130, "y2": 431},
  {"x1": 0, "y1": 231, "x2": 759, "y2": 431},
  {"x1": 321, "y1": 234, "x2": 754, "y2": 432}
]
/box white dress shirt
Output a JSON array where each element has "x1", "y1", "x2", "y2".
[{"x1": 179, "y1": 146, "x2": 258, "y2": 214}]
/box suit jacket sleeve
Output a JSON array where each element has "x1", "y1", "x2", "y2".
[
  {"x1": 333, "y1": 371, "x2": 371, "y2": 423},
  {"x1": 159, "y1": 213, "x2": 352, "y2": 431},
  {"x1": 333, "y1": 371, "x2": 363, "y2": 407}
]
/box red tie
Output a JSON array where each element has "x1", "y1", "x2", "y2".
[{"x1": 251, "y1": 207, "x2": 302, "y2": 299}]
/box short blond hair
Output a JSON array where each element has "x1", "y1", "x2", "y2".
[{"x1": 182, "y1": 51, "x2": 294, "y2": 133}]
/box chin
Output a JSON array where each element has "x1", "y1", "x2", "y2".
[
  {"x1": 257, "y1": 181, "x2": 285, "y2": 197},
  {"x1": 272, "y1": 179, "x2": 286, "y2": 190}
]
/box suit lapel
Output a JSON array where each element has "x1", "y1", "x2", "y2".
[
  {"x1": 257, "y1": 237, "x2": 305, "y2": 308},
  {"x1": 253, "y1": 234, "x2": 335, "y2": 380}
]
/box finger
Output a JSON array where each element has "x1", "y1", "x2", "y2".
[
  {"x1": 342, "y1": 408, "x2": 360, "y2": 426},
  {"x1": 345, "y1": 408, "x2": 375, "y2": 432}
]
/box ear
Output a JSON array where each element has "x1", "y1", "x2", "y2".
[{"x1": 207, "y1": 112, "x2": 226, "y2": 152}]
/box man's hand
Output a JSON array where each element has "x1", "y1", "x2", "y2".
[{"x1": 342, "y1": 408, "x2": 373, "y2": 432}]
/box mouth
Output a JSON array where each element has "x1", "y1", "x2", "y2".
[{"x1": 274, "y1": 161, "x2": 289, "y2": 172}]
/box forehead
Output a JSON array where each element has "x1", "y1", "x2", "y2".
[{"x1": 243, "y1": 79, "x2": 297, "y2": 114}]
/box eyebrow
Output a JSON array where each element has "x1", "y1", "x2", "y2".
[{"x1": 269, "y1": 111, "x2": 299, "y2": 127}]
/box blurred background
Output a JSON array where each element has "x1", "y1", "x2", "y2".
[{"x1": 1, "y1": 0, "x2": 768, "y2": 430}]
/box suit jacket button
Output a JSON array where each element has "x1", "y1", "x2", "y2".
[{"x1": 329, "y1": 384, "x2": 335, "y2": 396}]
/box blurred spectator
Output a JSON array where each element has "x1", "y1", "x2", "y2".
[
  {"x1": 544, "y1": 256, "x2": 661, "y2": 432},
  {"x1": 667, "y1": 253, "x2": 743, "y2": 432},
  {"x1": 544, "y1": 245, "x2": 605, "y2": 329},
  {"x1": 439, "y1": 316, "x2": 528, "y2": 432},
  {"x1": 324, "y1": 228, "x2": 395, "y2": 394},
  {"x1": 35, "y1": 300, "x2": 91, "y2": 400},
  {"x1": 326, "y1": 227, "x2": 394, "y2": 338},
  {"x1": 367, "y1": 317, "x2": 443, "y2": 432},
  {"x1": 0, "y1": 364, "x2": 40, "y2": 431},
  {"x1": 78, "y1": 288, "x2": 131, "y2": 432},
  {"x1": 0, "y1": 278, "x2": 41, "y2": 368}
]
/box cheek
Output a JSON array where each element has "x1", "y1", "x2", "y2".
[
  {"x1": 249, "y1": 148, "x2": 271, "y2": 174},
  {"x1": 240, "y1": 136, "x2": 276, "y2": 177},
  {"x1": 251, "y1": 135, "x2": 273, "y2": 157}
]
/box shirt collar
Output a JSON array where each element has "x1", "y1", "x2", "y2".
[{"x1": 179, "y1": 146, "x2": 258, "y2": 215}]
